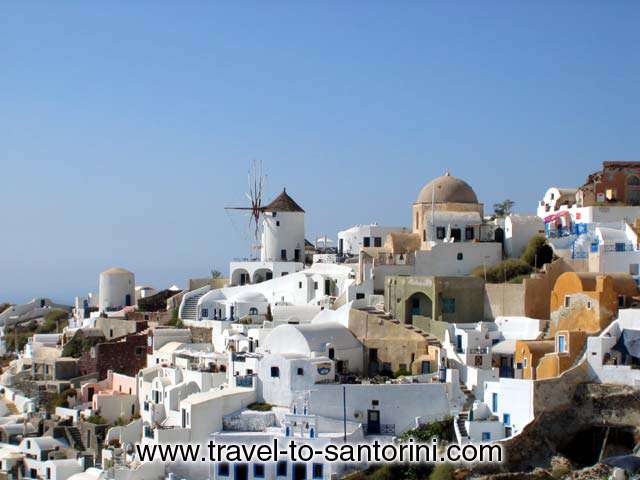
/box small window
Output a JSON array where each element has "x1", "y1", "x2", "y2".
[
  {"x1": 564, "y1": 296, "x2": 571, "y2": 308},
  {"x1": 356, "y1": 293, "x2": 365, "y2": 300},
  {"x1": 374, "y1": 237, "x2": 382, "y2": 247},
  {"x1": 482, "y1": 432, "x2": 491, "y2": 441},
  {"x1": 442, "y1": 297, "x2": 456, "y2": 314},
  {"x1": 276, "y1": 220, "x2": 280, "y2": 226},
  {"x1": 277, "y1": 461, "x2": 287, "y2": 476},
  {"x1": 630, "y1": 264, "x2": 639, "y2": 275},
  {"x1": 363, "y1": 237, "x2": 371, "y2": 247},
  {"x1": 314, "y1": 281, "x2": 318, "y2": 290},
  {"x1": 436, "y1": 227, "x2": 446, "y2": 240},
  {"x1": 254, "y1": 464, "x2": 265, "y2": 479},
  {"x1": 312, "y1": 463, "x2": 324, "y2": 479},
  {"x1": 218, "y1": 463, "x2": 229, "y2": 477},
  {"x1": 618, "y1": 295, "x2": 625, "y2": 307},
  {"x1": 587, "y1": 301, "x2": 592, "y2": 310},
  {"x1": 299, "y1": 282, "x2": 303, "y2": 289},
  {"x1": 328, "y1": 348, "x2": 335, "y2": 359},
  {"x1": 423, "y1": 229, "x2": 426, "y2": 241},
  {"x1": 281, "y1": 249, "x2": 287, "y2": 261},
  {"x1": 372, "y1": 399, "x2": 379, "y2": 406},
  {"x1": 456, "y1": 253, "x2": 463, "y2": 261},
  {"x1": 465, "y1": 226, "x2": 474, "y2": 240},
  {"x1": 201, "y1": 308, "x2": 208, "y2": 318},
  {"x1": 270, "y1": 366, "x2": 280, "y2": 378},
  {"x1": 523, "y1": 357, "x2": 528, "y2": 368},
  {"x1": 297, "y1": 367, "x2": 304, "y2": 376},
  {"x1": 558, "y1": 335, "x2": 566, "y2": 353}
]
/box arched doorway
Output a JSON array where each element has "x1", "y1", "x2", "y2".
[
  {"x1": 252, "y1": 268, "x2": 273, "y2": 284},
  {"x1": 231, "y1": 268, "x2": 250, "y2": 286},
  {"x1": 494, "y1": 227, "x2": 504, "y2": 244},
  {"x1": 404, "y1": 292, "x2": 433, "y2": 324}
]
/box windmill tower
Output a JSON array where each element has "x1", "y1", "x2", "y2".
[
  {"x1": 224, "y1": 160, "x2": 267, "y2": 258},
  {"x1": 226, "y1": 161, "x2": 306, "y2": 264}
]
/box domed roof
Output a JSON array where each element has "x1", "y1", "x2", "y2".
[
  {"x1": 416, "y1": 172, "x2": 478, "y2": 204},
  {"x1": 101, "y1": 267, "x2": 133, "y2": 276}
]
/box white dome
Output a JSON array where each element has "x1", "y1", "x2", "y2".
[{"x1": 228, "y1": 290, "x2": 268, "y2": 303}]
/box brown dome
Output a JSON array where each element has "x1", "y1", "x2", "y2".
[{"x1": 416, "y1": 173, "x2": 478, "y2": 204}]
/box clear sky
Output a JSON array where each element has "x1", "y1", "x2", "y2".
[{"x1": 2, "y1": 1, "x2": 640, "y2": 304}]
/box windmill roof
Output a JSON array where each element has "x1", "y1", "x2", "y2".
[{"x1": 262, "y1": 189, "x2": 305, "y2": 213}]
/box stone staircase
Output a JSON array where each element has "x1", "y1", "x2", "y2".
[
  {"x1": 67, "y1": 426, "x2": 85, "y2": 451},
  {"x1": 358, "y1": 307, "x2": 441, "y2": 348},
  {"x1": 456, "y1": 382, "x2": 476, "y2": 442},
  {"x1": 180, "y1": 288, "x2": 209, "y2": 321}
]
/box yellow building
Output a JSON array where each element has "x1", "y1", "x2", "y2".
[
  {"x1": 517, "y1": 271, "x2": 638, "y2": 380},
  {"x1": 549, "y1": 271, "x2": 638, "y2": 336},
  {"x1": 515, "y1": 340, "x2": 555, "y2": 380}
]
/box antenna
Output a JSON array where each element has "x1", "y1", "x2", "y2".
[{"x1": 224, "y1": 160, "x2": 267, "y2": 256}]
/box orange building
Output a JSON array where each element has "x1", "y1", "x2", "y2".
[
  {"x1": 516, "y1": 272, "x2": 638, "y2": 380},
  {"x1": 549, "y1": 272, "x2": 638, "y2": 336},
  {"x1": 514, "y1": 340, "x2": 554, "y2": 380}
]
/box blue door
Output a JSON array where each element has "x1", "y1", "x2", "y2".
[
  {"x1": 481, "y1": 432, "x2": 491, "y2": 441},
  {"x1": 558, "y1": 335, "x2": 565, "y2": 353},
  {"x1": 492, "y1": 393, "x2": 498, "y2": 413},
  {"x1": 503, "y1": 413, "x2": 510, "y2": 426},
  {"x1": 456, "y1": 335, "x2": 463, "y2": 353}
]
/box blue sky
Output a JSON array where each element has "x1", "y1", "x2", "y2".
[{"x1": 2, "y1": 1, "x2": 640, "y2": 303}]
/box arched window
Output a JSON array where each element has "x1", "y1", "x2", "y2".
[
  {"x1": 628, "y1": 175, "x2": 640, "y2": 186},
  {"x1": 249, "y1": 307, "x2": 258, "y2": 315}
]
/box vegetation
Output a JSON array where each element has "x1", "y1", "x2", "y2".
[
  {"x1": 247, "y1": 402, "x2": 272, "y2": 412},
  {"x1": 47, "y1": 388, "x2": 77, "y2": 412},
  {"x1": 429, "y1": 463, "x2": 455, "y2": 480},
  {"x1": 472, "y1": 235, "x2": 554, "y2": 283},
  {"x1": 393, "y1": 366, "x2": 411, "y2": 378},
  {"x1": 211, "y1": 269, "x2": 222, "y2": 279},
  {"x1": 397, "y1": 418, "x2": 454, "y2": 443},
  {"x1": 37, "y1": 309, "x2": 69, "y2": 334},
  {"x1": 167, "y1": 309, "x2": 184, "y2": 328},
  {"x1": 85, "y1": 414, "x2": 108, "y2": 424},
  {"x1": 0, "y1": 303, "x2": 11, "y2": 315},
  {"x1": 113, "y1": 416, "x2": 129, "y2": 427},
  {"x1": 522, "y1": 235, "x2": 554, "y2": 269},
  {"x1": 493, "y1": 199, "x2": 515, "y2": 218},
  {"x1": 62, "y1": 333, "x2": 104, "y2": 358},
  {"x1": 471, "y1": 258, "x2": 533, "y2": 283}
]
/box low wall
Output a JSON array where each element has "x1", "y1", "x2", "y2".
[{"x1": 484, "y1": 284, "x2": 525, "y2": 320}]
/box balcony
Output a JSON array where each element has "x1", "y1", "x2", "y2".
[
  {"x1": 363, "y1": 424, "x2": 396, "y2": 436},
  {"x1": 235, "y1": 375, "x2": 254, "y2": 387}
]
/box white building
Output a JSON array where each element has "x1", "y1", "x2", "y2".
[
  {"x1": 98, "y1": 267, "x2": 135, "y2": 312},
  {"x1": 230, "y1": 189, "x2": 306, "y2": 286},
  {"x1": 337, "y1": 224, "x2": 409, "y2": 256},
  {"x1": 183, "y1": 263, "x2": 357, "y2": 323},
  {"x1": 504, "y1": 214, "x2": 545, "y2": 258}
]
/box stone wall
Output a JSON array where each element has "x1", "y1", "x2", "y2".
[
  {"x1": 189, "y1": 326, "x2": 212, "y2": 344},
  {"x1": 484, "y1": 284, "x2": 526, "y2": 320}
]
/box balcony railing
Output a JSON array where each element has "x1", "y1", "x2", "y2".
[
  {"x1": 363, "y1": 424, "x2": 395, "y2": 436},
  {"x1": 235, "y1": 375, "x2": 254, "y2": 387}
]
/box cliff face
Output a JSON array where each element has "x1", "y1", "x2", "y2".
[{"x1": 500, "y1": 383, "x2": 640, "y2": 472}]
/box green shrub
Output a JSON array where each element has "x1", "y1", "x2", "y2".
[
  {"x1": 471, "y1": 258, "x2": 533, "y2": 283},
  {"x1": 522, "y1": 235, "x2": 554, "y2": 268},
  {"x1": 85, "y1": 414, "x2": 108, "y2": 424},
  {"x1": 429, "y1": 463, "x2": 454, "y2": 480},
  {"x1": 398, "y1": 417, "x2": 454, "y2": 443},
  {"x1": 247, "y1": 402, "x2": 272, "y2": 412},
  {"x1": 37, "y1": 309, "x2": 69, "y2": 333}
]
